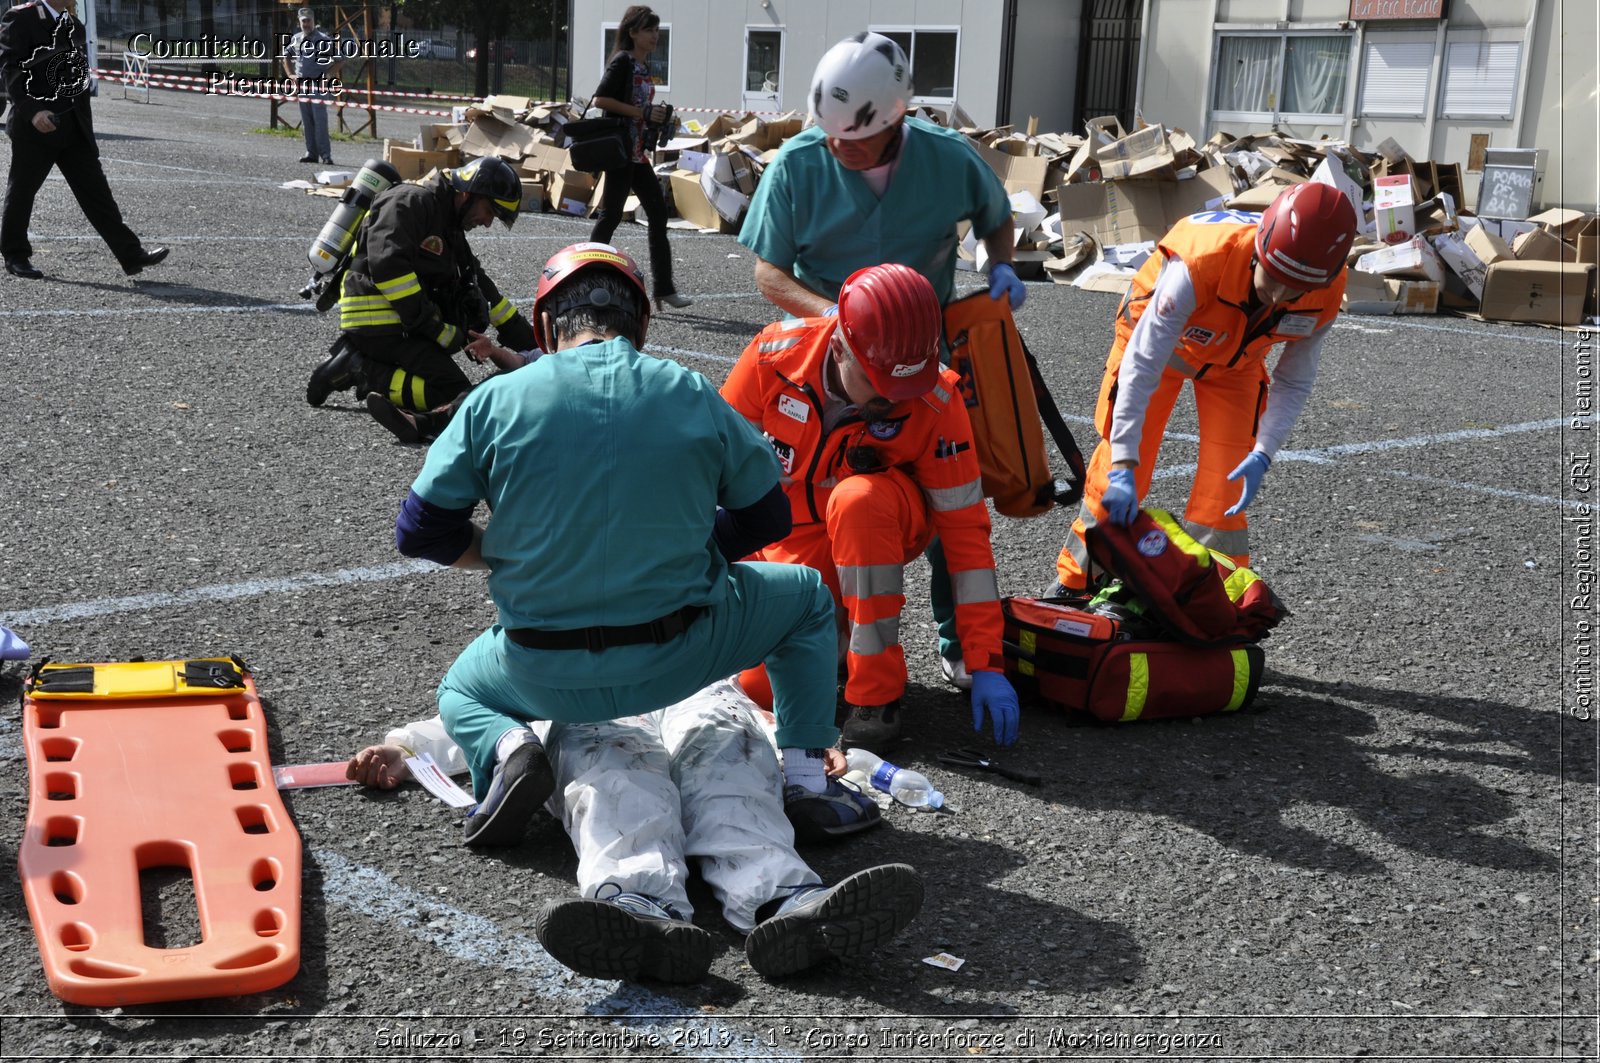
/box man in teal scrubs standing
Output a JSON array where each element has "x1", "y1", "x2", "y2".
[{"x1": 738, "y1": 31, "x2": 1024, "y2": 727}]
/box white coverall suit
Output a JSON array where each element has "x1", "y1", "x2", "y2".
[{"x1": 386, "y1": 679, "x2": 820, "y2": 931}]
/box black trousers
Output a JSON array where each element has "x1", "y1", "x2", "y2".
[
  {"x1": 589, "y1": 160, "x2": 675, "y2": 299},
  {"x1": 346, "y1": 330, "x2": 470, "y2": 413},
  {"x1": 2, "y1": 111, "x2": 142, "y2": 266}
]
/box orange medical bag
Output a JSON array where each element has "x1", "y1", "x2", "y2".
[
  {"x1": 944, "y1": 291, "x2": 1085, "y2": 518},
  {"x1": 1002, "y1": 596, "x2": 1266, "y2": 722}
]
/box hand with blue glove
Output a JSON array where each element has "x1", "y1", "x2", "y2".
[
  {"x1": 987, "y1": 261, "x2": 1026, "y2": 310},
  {"x1": 822, "y1": 303, "x2": 839, "y2": 317},
  {"x1": 971, "y1": 670, "x2": 1020, "y2": 747},
  {"x1": 1101, "y1": 465, "x2": 1140, "y2": 525},
  {"x1": 1224, "y1": 451, "x2": 1271, "y2": 516}
]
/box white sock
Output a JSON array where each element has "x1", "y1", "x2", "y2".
[
  {"x1": 781, "y1": 747, "x2": 828, "y2": 793},
  {"x1": 495, "y1": 726, "x2": 535, "y2": 762}
]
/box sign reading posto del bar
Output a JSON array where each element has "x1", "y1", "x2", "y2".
[{"x1": 1350, "y1": 0, "x2": 1446, "y2": 18}]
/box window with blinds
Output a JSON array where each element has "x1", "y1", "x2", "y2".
[
  {"x1": 1440, "y1": 40, "x2": 1520, "y2": 119},
  {"x1": 1358, "y1": 37, "x2": 1431, "y2": 117}
]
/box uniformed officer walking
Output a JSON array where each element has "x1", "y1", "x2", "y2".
[{"x1": 0, "y1": 0, "x2": 168, "y2": 279}]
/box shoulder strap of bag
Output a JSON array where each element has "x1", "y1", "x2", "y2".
[{"x1": 1018, "y1": 334, "x2": 1087, "y2": 507}]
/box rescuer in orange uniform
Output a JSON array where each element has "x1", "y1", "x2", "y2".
[
  {"x1": 1053, "y1": 182, "x2": 1359, "y2": 592},
  {"x1": 722, "y1": 263, "x2": 1020, "y2": 751}
]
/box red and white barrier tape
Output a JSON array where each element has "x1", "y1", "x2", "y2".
[
  {"x1": 95, "y1": 69, "x2": 454, "y2": 115},
  {"x1": 93, "y1": 69, "x2": 799, "y2": 121}
]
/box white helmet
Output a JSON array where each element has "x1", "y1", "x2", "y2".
[{"x1": 808, "y1": 32, "x2": 912, "y2": 140}]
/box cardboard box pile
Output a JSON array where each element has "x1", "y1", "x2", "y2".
[{"x1": 368, "y1": 93, "x2": 1594, "y2": 326}]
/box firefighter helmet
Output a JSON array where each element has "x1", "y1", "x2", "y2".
[
  {"x1": 444, "y1": 156, "x2": 521, "y2": 228},
  {"x1": 808, "y1": 32, "x2": 913, "y2": 141},
  {"x1": 531, "y1": 242, "x2": 651, "y2": 350},
  {"x1": 835, "y1": 263, "x2": 942, "y2": 402},
  {"x1": 1254, "y1": 182, "x2": 1357, "y2": 290}
]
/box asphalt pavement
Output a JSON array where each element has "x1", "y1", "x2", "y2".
[{"x1": 0, "y1": 87, "x2": 1594, "y2": 1060}]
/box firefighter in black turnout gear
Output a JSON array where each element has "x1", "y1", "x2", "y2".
[{"x1": 307, "y1": 156, "x2": 536, "y2": 442}]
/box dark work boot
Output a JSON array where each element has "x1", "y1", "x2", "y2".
[{"x1": 306, "y1": 337, "x2": 365, "y2": 406}]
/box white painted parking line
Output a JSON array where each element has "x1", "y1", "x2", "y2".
[
  {"x1": 0, "y1": 414, "x2": 1578, "y2": 629},
  {"x1": 0, "y1": 559, "x2": 436, "y2": 628},
  {"x1": 315, "y1": 849, "x2": 796, "y2": 1059},
  {"x1": 0, "y1": 290, "x2": 764, "y2": 320}
]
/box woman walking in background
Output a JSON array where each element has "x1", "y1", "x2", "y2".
[{"x1": 589, "y1": 5, "x2": 691, "y2": 310}]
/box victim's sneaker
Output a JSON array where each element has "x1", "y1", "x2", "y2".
[
  {"x1": 534, "y1": 890, "x2": 714, "y2": 984},
  {"x1": 744, "y1": 863, "x2": 924, "y2": 979},
  {"x1": 462, "y1": 737, "x2": 553, "y2": 849}
]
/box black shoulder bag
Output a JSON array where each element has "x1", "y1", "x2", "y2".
[{"x1": 566, "y1": 53, "x2": 635, "y2": 173}]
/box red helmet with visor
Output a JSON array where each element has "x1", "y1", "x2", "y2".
[
  {"x1": 1254, "y1": 182, "x2": 1358, "y2": 290},
  {"x1": 834, "y1": 263, "x2": 943, "y2": 402}
]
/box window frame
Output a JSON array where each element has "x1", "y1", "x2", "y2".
[
  {"x1": 1356, "y1": 31, "x2": 1434, "y2": 119},
  {"x1": 1438, "y1": 37, "x2": 1521, "y2": 121},
  {"x1": 868, "y1": 24, "x2": 960, "y2": 105},
  {"x1": 598, "y1": 21, "x2": 672, "y2": 92},
  {"x1": 1208, "y1": 25, "x2": 1354, "y2": 127}
]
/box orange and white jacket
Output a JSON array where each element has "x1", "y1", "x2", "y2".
[{"x1": 722, "y1": 317, "x2": 1005, "y2": 673}]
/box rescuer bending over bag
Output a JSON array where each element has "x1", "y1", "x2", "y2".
[
  {"x1": 305, "y1": 156, "x2": 536, "y2": 443},
  {"x1": 1051, "y1": 182, "x2": 1359, "y2": 593}
]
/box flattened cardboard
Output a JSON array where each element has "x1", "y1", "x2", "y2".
[
  {"x1": 460, "y1": 114, "x2": 537, "y2": 159},
  {"x1": 1527, "y1": 208, "x2": 1590, "y2": 240}
]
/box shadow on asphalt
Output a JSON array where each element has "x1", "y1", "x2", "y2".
[{"x1": 973, "y1": 669, "x2": 1561, "y2": 877}]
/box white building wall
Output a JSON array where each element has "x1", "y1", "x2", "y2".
[
  {"x1": 1138, "y1": 0, "x2": 1598, "y2": 212},
  {"x1": 571, "y1": 0, "x2": 1072, "y2": 128}
]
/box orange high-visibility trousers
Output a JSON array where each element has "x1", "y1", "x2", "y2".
[
  {"x1": 1055, "y1": 350, "x2": 1267, "y2": 590},
  {"x1": 743, "y1": 469, "x2": 933, "y2": 709}
]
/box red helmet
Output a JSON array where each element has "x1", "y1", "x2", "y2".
[
  {"x1": 835, "y1": 263, "x2": 942, "y2": 402},
  {"x1": 1254, "y1": 182, "x2": 1358, "y2": 290},
  {"x1": 531, "y1": 242, "x2": 650, "y2": 350}
]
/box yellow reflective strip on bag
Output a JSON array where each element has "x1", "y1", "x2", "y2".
[
  {"x1": 1018, "y1": 630, "x2": 1036, "y2": 676},
  {"x1": 1223, "y1": 564, "x2": 1261, "y2": 604},
  {"x1": 1148, "y1": 507, "x2": 1211, "y2": 567},
  {"x1": 1120, "y1": 652, "x2": 1149, "y2": 721},
  {"x1": 1224, "y1": 648, "x2": 1250, "y2": 711}
]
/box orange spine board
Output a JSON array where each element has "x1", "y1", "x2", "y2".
[{"x1": 18, "y1": 668, "x2": 302, "y2": 1006}]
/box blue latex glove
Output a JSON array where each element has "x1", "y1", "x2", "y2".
[
  {"x1": 971, "y1": 670, "x2": 1020, "y2": 747},
  {"x1": 1224, "y1": 451, "x2": 1272, "y2": 516},
  {"x1": 1101, "y1": 466, "x2": 1139, "y2": 525},
  {"x1": 822, "y1": 303, "x2": 839, "y2": 317},
  {"x1": 987, "y1": 261, "x2": 1026, "y2": 310}
]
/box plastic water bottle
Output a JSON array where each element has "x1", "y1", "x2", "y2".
[{"x1": 844, "y1": 748, "x2": 945, "y2": 810}]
